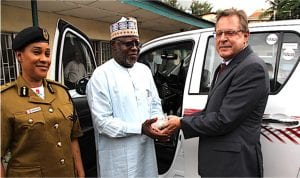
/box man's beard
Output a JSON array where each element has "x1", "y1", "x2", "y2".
[{"x1": 116, "y1": 56, "x2": 136, "y2": 68}]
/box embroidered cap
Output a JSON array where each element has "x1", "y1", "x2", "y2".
[
  {"x1": 110, "y1": 17, "x2": 139, "y2": 40},
  {"x1": 12, "y1": 26, "x2": 49, "y2": 51}
]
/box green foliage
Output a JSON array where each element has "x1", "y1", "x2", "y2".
[
  {"x1": 190, "y1": 0, "x2": 213, "y2": 16},
  {"x1": 261, "y1": 0, "x2": 300, "y2": 20},
  {"x1": 162, "y1": 0, "x2": 184, "y2": 10}
]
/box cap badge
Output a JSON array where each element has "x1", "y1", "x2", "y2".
[{"x1": 42, "y1": 29, "x2": 49, "y2": 40}]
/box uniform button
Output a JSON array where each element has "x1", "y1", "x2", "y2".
[
  {"x1": 54, "y1": 123, "x2": 59, "y2": 129},
  {"x1": 28, "y1": 119, "x2": 33, "y2": 124},
  {"x1": 57, "y1": 142, "x2": 62, "y2": 147},
  {"x1": 49, "y1": 108, "x2": 54, "y2": 113},
  {"x1": 60, "y1": 159, "x2": 65, "y2": 165},
  {"x1": 67, "y1": 115, "x2": 74, "y2": 120}
]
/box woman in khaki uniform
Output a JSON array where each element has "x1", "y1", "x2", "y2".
[{"x1": 0, "y1": 26, "x2": 85, "y2": 177}]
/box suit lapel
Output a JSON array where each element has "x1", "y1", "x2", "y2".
[
  {"x1": 208, "y1": 64, "x2": 235, "y2": 99},
  {"x1": 207, "y1": 46, "x2": 254, "y2": 101}
]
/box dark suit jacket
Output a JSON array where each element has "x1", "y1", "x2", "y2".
[{"x1": 181, "y1": 46, "x2": 270, "y2": 177}]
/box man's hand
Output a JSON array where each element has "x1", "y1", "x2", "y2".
[
  {"x1": 142, "y1": 118, "x2": 170, "y2": 141},
  {"x1": 160, "y1": 115, "x2": 181, "y2": 135}
]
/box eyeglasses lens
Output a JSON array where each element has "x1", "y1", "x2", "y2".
[{"x1": 117, "y1": 40, "x2": 140, "y2": 48}]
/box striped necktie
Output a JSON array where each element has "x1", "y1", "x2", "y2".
[
  {"x1": 214, "y1": 63, "x2": 227, "y2": 85},
  {"x1": 219, "y1": 63, "x2": 226, "y2": 74}
]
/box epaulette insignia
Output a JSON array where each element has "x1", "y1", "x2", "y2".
[
  {"x1": 19, "y1": 86, "x2": 29, "y2": 97},
  {"x1": 0, "y1": 82, "x2": 16, "y2": 93},
  {"x1": 47, "y1": 83, "x2": 55, "y2": 94},
  {"x1": 46, "y1": 79, "x2": 68, "y2": 90}
]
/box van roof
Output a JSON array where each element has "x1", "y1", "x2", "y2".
[
  {"x1": 143, "y1": 20, "x2": 300, "y2": 48},
  {"x1": 249, "y1": 19, "x2": 300, "y2": 28}
]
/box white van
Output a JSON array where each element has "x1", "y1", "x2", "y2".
[
  {"x1": 10, "y1": 19, "x2": 297, "y2": 177},
  {"x1": 138, "y1": 20, "x2": 300, "y2": 177}
]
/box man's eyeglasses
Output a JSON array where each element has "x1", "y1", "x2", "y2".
[
  {"x1": 214, "y1": 30, "x2": 243, "y2": 38},
  {"x1": 115, "y1": 39, "x2": 141, "y2": 48}
]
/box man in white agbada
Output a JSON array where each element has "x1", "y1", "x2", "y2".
[{"x1": 86, "y1": 17, "x2": 169, "y2": 177}]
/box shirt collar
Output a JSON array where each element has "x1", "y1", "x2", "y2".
[{"x1": 222, "y1": 59, "x2": 232, "y2": 65}]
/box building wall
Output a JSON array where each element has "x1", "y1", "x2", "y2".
[
  {"x1": 1, "y1": 4, "x2": 164, "y2": 84},
  {"x1": 1, "y1": 5, "x2": 162, "y2": 44}
]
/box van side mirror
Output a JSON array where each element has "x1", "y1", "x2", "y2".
[{"x1": 75, "y1": 77, "x2": 89, "y2": 95}]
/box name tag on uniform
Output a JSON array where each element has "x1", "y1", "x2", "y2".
[{"x1": 26, "y1": 107, "x2": 41, "y2": 114}]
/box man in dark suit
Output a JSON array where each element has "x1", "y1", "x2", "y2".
[{"x1": 162, "y1": 8, "x2": 270, "y2": 177}]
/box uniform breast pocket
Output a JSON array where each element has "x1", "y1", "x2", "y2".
[
  {"x1": 58, "y1": 103, "x2": 75, "y2": 121},
  {"x1": 58, "y1": 103, "x2": 75, "y2": 136},
  {"x1": 7, "y1": 165, "x2": 42, "y2": 177},
  {"x1": 14, "y1": 112, "x2": 45, "y2": 130},
  {"x1": 58, "y1": 103, "x2": 75, "y2": 123}
]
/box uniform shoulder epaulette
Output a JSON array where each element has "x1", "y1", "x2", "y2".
[
  {"x1": 46, "y1": 79, "x2": 69, "y2": 90},
  {"x1": 0, "y1": 82, "x2": 16, "y2": 93},
  {"x1": 46, "y1": 79, "x2": 73, "y2": 104}
]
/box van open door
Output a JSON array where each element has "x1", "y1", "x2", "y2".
[{"x1": 51, "y1": 19, "x2": 97, "y2": 177}]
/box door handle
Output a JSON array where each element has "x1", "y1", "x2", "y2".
[
  {"x1": 262, "y1": 118, "x2": 299, "y2": 126},
  {"x1": 262, "y1": 113, "x2": 299, "y2": 128}
]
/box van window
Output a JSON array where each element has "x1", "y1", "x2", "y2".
[
  {"x1": 62, "y1": 32, "x2": 95, "y2": 89},
  {"x1": 250, "y1": 32, "x2": 300, "y2": 93},
  {"x1": 250, "y1": 32, "x2": 281, "y2": 92},
  {"x1": 139, "y1": 41, "x2": 193, "y2": 115},
  {"x1": 199, "y1": 31, "x2": 300, "y2": 94},
  {"x1": 199, "y1": 36, "x2": 222, "y2": 94},
  {"x1": 278, "y1": 32, "x2": 300, "y2": 86}
]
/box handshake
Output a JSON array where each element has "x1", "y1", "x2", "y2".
[{"x1": 142, "y1": 115, "x2": 181, "y2": 142}]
